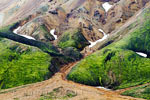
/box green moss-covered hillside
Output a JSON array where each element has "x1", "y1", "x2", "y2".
[
  {"x1": 0, "y1": 38, "x2": 51, "y2": 89},
  {"x1": 67, "y1": 9, "x2": 150, "y2": 90},
  {"x1": 122, "y1": 84, "x2": 150, "y2": 99},
  {"x1": 58, "y1": 28, "x2": 89, "y2": 50}
]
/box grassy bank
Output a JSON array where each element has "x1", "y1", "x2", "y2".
[
  {"x1": 122, "y1": 84, "x2": 150, "y2": 99},
  {"x1": 0, "y1": 38, "x2": 52, "y2": 89},
  {"x1": 67, "y1": 9, "x2": 150, "y2": 90}
]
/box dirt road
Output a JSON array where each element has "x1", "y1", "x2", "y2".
[
  {"x1": 0, "y1": 1, "x2": 148, "y2": 100},
  {"x1": 0, "y1": 61, "x2": 145, "y2": 100}
]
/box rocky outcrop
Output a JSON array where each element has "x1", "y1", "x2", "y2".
[
  {"x1": 104, "y1": 0, "x2": 150, "y2": 33},
  {"x1": 0, "y1": 0, "x2": 46, "y2": 26},
  {"x1": 18, "y1": 19, "x2": 55, "y2": 42},
  {"x1": 1, "y1": 0, "x2": 150, "y2": 49}
]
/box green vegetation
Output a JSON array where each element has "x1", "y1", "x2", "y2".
[
  {"x1": 40, "y1": 87, "x2": 77, "y2": 100},
  {"x1": 122, "y1": 84, "x2": 150, "y2": 99},
  {"x1": 0, "y1": 38, "x2": 52, "y2": 89},
  {"x1": 62, "y1": 47, "x2": 82, "y2": 61},
  {"x1": 0, "y1": 23, "x2": 82, "y2": 90},
  {"x1": 39, "y1": 24, "x2": 55, "y2": 41},
  {"x1": 0, "y1": 23, "x2": 61, "y2": 56},
  {"x1": 58, "y1": 28, "x2": 89, "y2": 50},
  {"x1": 67, "y1": 9, "x2": 150, "y2": 90},
  {"x1": 0, "y1": 23, "x2": 17, "y2": 34},
  {"x1": 14, "y1": 98, "x2": 19, "y2": 100}
]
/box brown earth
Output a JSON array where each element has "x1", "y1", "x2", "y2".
[
  {"x1": 0, "y1": 0, "x2": 150, "y2": 100},
  {"x1": 0, "y1": 61, "x2": 145, "y2": 100},
  {"x1": 1, "y1": 0, "x2": 149, "y2": 42}
]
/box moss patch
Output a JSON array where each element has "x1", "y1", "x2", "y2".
[
  {"x1": 58, "y1": 28, "x2": 89, "y2": 50},
  {"x1": 67, "y1": 8, "x2": 150, "y2": 90},
  {"x1": 0, "y1": 38, "x2": 52, "y2": 89},
  {"x1": 122, "y1": 84, "x2": 150, "y2": 99},
  {"x1": 39, "y1": 87, "x2": 77, "y2": 100}
]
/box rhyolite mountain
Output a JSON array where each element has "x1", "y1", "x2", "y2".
[{"x1": 0, "y1": 0, "x2": 149, "y2": 100}]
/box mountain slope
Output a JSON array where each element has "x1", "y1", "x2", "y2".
[
  {"x1": 0, "y1": 0, "x2": 149, "y2": 100},
  {"x1": 67, "y1": 4, "x2": 150, "y2": 99}
]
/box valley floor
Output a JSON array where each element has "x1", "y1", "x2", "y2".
[
  {"x1": 0, "y1": 61, "x2": 146, "y2": 100},
  {"x1": 0, "y1": 1, "x2": 150, "y2": 100}
]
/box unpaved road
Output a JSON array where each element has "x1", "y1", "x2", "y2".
[
  {"x1": 0, "y1": 62, "x2": 145, "y2": 100},
  {"x1": 0, "y1": 0, "x2": 148, "y2": 100}
]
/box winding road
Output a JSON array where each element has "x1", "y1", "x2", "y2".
[
  {"x1": 0, "y1": 0, "x2": 149, "y2": 100},
  {"x1": 0, "y1": 60, "x2": 145, "y2": 100}
]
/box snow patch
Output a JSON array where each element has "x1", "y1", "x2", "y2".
[
  {"x1": 136, "y1": 52, "x2": 147, "y2": 58},
  {"x1": 102, "y1": 2, "x2": 112, "y2": 12},
  {"x1": 89, "y1": 29, "x2": 109, "y2": 48},
  {"x1": 50, "y1": 29, "x2": 57, "y2": 40},
  {"x1": 13, "y1": 26, "x2": 21, "y2": 34},
  {"x1": 19, "y1": 35, "x2": 35, "y2": 40},
  {"x1": 96, "y1": 86, "x2": 111, "y2": 90},
  {"x1": 13, "y1": 26, "x2": 35, "y2": 40}
]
